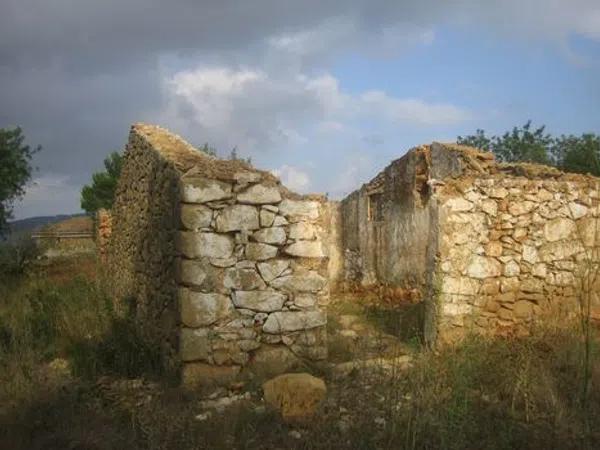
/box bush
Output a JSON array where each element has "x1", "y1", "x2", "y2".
[{"x1": 0, "y1": 234, "x2": 39, "y2": 276}]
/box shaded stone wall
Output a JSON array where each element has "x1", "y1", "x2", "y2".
[
  {"x1": 340, "y1": 147, "x2": 434, "y2": 289},
  {"x1": 109, "y1": 126, "x2": 182, "y2": 374},
  {"x1": 95, "y1": 208, "x2": 112, "y2": 263},
  {"x1": 110, "y1": 124, "x2": 330, "y2": 385}
]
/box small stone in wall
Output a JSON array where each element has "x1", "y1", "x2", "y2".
[
  {"x1": 270, "y1": 271, "x2": 327, "y2": 292},
  {"x1": 237, "y1": 184, "x2": 282, "y2": 204},
  {"x1": 284, "y1": 241, "x2": 325, "y2": 258},
  {"x1": 257, "y1": 259, "x2": 290, "y2": 283},
  {"x1": 544, "y1": 217, "x2": 576, "y2": 242},
  {"x1": 180, "y1": 328, "x2": 210, "y2": 362},
  {"x1": 178, "y1": 232, "x2": 234, "y2": 259},
  {"x1": 445, "y1": 198, "x2": 473, "y2": 212},
  {"x1": 233, "y1": 290, "x2": 286, "y2": 312},
  {"x1": 484, "y1": 241, "x2": 503, "y2": 257},
  {"x1": 568, "y1": 202, "x2": 588, "y2": 220},
  {"x1": 181, "y1": 177, "x2": 232, "y2": 203},
  {"x1": 278, "y1": 199, "x2": 320, "y2": 221},
  {"x1": 294, "y1": 294, "x2": 317, "y2": 308},
  {"x1": 245, "y1": 243, "x2": 278, "y2": 260},
  {"x1": 260, "y1": 209, "x2": 276, "y2": 227},
  {"x1": 224, "y1": 267, "x2": 267, "y2": 290},
  {"x1": 180, "y1": 204, "x2": 213, "y2": 230},
  {"x1": 234, "y1": 170, "x2": 262, "y2": 185},
  {"x1": 513, "y1": 301, "x2": 534, "y2": 319},
  {"x1": 263, "y1": 311, "x2": 326, "y2": 333},
  {"x1": 503, "y1": 260, "x2": 520, "y2": 277},
  {"x1": 180, "y1": 288, "x2": 233, "y2": 327},
  {"x1": 272, "y1": 215, "x2": 289, "y2": 226},
  {"x1": 466, "y1": 256, "x2": 502, "y2": 279},
  {"x1": 253, "y1": 227, "x2": 287, "y2": 245},
  {"x1": 215, "y1": 205, "x2": 260, "y2": 232}
]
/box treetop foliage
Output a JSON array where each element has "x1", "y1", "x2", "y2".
[
  {"x1": 80, "y1": 152, "x2": 123, "y2": 214},
  {"x1": 0, "y1": 127, "x2": 41, "y2": 233},
  {"x1": 458, "y1": 121, "x2": 600, "y2": 176}
]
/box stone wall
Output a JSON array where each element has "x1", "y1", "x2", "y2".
[
  {"x1": 434, "y1": 155, "x2": 600, "y2": 343},
  {"x1": 110, "y1": 124, "x2": 330, "y2": 385},
  {"x1": 338, "y1": 142, "x2": 600, "y2": 344}
]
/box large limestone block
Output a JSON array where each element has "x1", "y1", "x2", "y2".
[
  {"x1": 257, "y1": 259, "x2": 290, "y2": 282},
  {"x1": 234, "y1": 170, "x2": 262, "y2": 184},
  {"x1": 182, "y1": 363, "x2": 240, "y2": 387},
  {"x1": 270, "y1": 272, "x2": 327, "y2": 292},
  {"x1": 181, "y1": 177, "x2": 232, "y2": 203},
  {"x1": 180, "y1": 204, "x2": 213, "y2": 230},
  {"x1": 180, "y1": 288, "x2": 233, "y2": 327},
  {"x1": 284, "y1": 241, "x2": 325, "y2": 258},
  {"x1": 262, "y1": 373, "x2": 326, "y2": 423},
  {"x1": 253, "y1": 227, "x2": 287, "y2": 245},
  {"x1": 233, "y1": 290, "x2": 286, "y2": 312},
  {"x1": 180, "y1": 328, "x2": 210, "y2": 362},
  {"x1": 178, "y1": 258, "x2": 224, "y2": 291},
  {"x1": 466, "y1": 256, "x2": 502, "y2": 279},
  {"x1": 178, "y1": 232, "x2": 234, "y2": 259},
  {"x1": 544, "y1": 218, "x2": 576, "y2": 242},
  {"x1": 216, "y1": 205, "x2": 259, "y2": 232},
  {"x1": 278, "y1": 199, "x2": 320, "y2": 221},
  {"x1": 245, "y1": 243, "x2": 278, "y2": 260},
  {"x1": 237, "y1": 183, "x2": 282, "y2": 204},
  {"x1": 263, "y1": 311, "x2": 326, "y2": 333},
  {"x1": 224, "y1": 267, "x2": 266, "y2": 290},
  {"x1": 288, "y1": 223, "x2": 316, "y2": 240}
]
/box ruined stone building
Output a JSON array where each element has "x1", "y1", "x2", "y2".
[{"x1": 109, "y1": 124, "x2": 599, "y2": 386}]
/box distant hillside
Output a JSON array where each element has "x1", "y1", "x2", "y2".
[{"x1": 4, "y1": 214, "x2": 88, "y2": 240}]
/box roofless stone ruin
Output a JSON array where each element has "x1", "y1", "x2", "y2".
[{"x1": 109, "y1": 123, "x2": 600, "y2": 386}]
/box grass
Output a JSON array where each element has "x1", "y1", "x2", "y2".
[{"x1": 0, "y1": 258, "x2": 599, "y2": 449}]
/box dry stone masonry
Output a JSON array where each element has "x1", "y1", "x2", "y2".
[
  {"x1": 340, "y1": 142, "x2": 600, "y2": 344},
  {"x1": 110, "y1": 123, "x2": 599, "y2": 384},
  {"x1": 110, "y1": 124, "x2": 330, "y2": 386}
]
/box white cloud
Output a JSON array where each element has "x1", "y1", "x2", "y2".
[
  {"x1": 159, "y1": 66, "x2": 470, "y2": 154},
  {"x1": 272, "y1": 165, "x2": 311, "y2": 192}
]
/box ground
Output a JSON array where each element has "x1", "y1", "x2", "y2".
[{"x1": 1, "y1": 255, "x2": 599, "y2": 449}]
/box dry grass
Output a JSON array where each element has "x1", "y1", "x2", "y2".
[{"x1": 1, "y1": 258, "x2": 599, "y2": 449}]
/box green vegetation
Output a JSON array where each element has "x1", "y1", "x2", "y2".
[
  {"x1": 458, "y1": 121, "x2": 600, "y2": 175},
  {"x1": 0, "y1": 127, "x2": 41, "y2": 234},
  {"x1": 80, "y1": 152, "x2": 124, "y2": 214}
]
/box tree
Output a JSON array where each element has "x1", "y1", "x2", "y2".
[
  {"x1": 458, "y1": 121, "x2": 552, "y2": 164},
  {"x1": 0, "y1": 127, "x2": 41, "y2": 234},
  {"x1": 80, "y1": 152, "x2": 123, "y2": 214},
  {"x1": 553, "y1": 134, "x2": 600, "y2": 177},
  {"x1": 198, "y1": 143, "x2": 217, "y2": 157}
]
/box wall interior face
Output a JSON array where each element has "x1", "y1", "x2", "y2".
[{"x1": 110, "y1": 124, "x2": 329, "y2": 386}]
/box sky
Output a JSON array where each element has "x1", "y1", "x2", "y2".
[{"x1": 1, "y1": 0, "x2": 599, "y2": 220}]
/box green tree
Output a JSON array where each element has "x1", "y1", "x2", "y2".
[
  {"x1": 458, "y1": 121, "x2": 552, "y2": 164},
  {"x1": 552, "y1": 134, "x2": 600, "y2": 176},
  {"x1": 198, "y1": 142, "x2": 217, "y2": 157},
  {"x1": 0, "y1": 127, "x2": 41, "y2": 233},
  {"x1": 80, "y1": 152, "x2": 123, "y2": 214}
]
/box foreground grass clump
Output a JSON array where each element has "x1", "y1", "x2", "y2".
[{"x1": 0, "y1": 257, "x2": 162, "y2": 410}]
